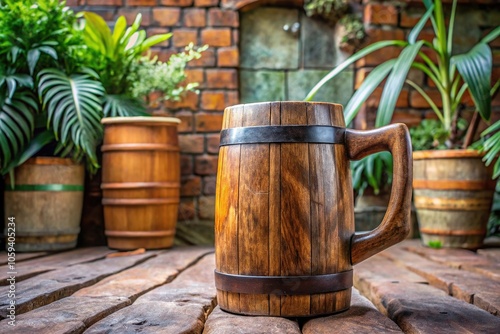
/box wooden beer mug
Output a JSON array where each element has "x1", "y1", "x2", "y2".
[{"x1": 214, "y1": 101, "x2": 412, "y2": 317}]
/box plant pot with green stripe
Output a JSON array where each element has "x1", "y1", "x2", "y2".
[{"x1": 4, "y1": 157, "x2": 84, "y2": 251}]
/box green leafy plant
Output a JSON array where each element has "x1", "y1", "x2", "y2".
[
  {"x1": 304, "y1": 0, "x2": 349, "y2": 24},
  {"x1": 0, "y1": 1, "x2": 205, "y2": 176},
  {"x1": 0, "y1": 0, "x2": 97, "y2": 173},
  {"x1": 305, "y1": 0, "x2": 500, "y2": 181}
]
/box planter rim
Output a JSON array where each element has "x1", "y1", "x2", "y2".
[
  {"x1": 413, "y1": 149, "x2": 484, "y2": 160},
  {"x1": 24, "y1": 157, "x2": 80, "y2": 166},
  {"x1": 101, "y1": 116, "x2": 181, "y2": 125}
]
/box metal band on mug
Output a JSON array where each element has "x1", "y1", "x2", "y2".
[
  {"x1": 219, "y1": 125, "x2": 346, "y2": 146},
  {"x1": 214, "y1": 270, "x2": 353, "y2": 296}
]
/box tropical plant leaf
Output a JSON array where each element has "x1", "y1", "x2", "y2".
[
  {"x1": 103, "y1": 94, "x2": 148, "y2": 117},
  {"x1": 112, "y1": 16, "x2": 127, "y2": 46},
  {"x1": 141, "y1": 33, "x2": 172, "y2": 52},
  {"x1": 452, "y1": 43, "x2": 492, "y2": 121},
  {"x1": 376, "y1": 41, "x2": 424, "y2": 127},
  {"x1": 481, "y1": 26, "x2": 500, "y2": 44},
  {"x1": 0, "y1": 91, "x2": 37, "y2": 172},
  {"x1": 27, "y1": 48, "x2": 41, "y2": 75},
  {"x1": 304, "y1": 40, "x2": 407, "y2": 101},
  {"x1": 344, "y1": 59, "x2": 395, "y2": 125},
  {"x1": 38, "y1": 68, "x2": 105, "y2": 168},
  {"x1": 408, "y1": 4, "x2": 434, "y2": 44},
  {"x1": 83, "y1": 11, "x2": 114, "y2": 57}
]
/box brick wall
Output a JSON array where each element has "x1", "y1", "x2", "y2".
[{"x1": 70, "y1": 0, "x2": 499, "y2": 244}]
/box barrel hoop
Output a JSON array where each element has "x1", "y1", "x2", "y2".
[
  {"x1": 101, "y1": 182, "x2": 180, "y2": 190},
  {"x1": 214, "y1": 270, "x2": 353, "y2": 296},
  {"x1": 419, "y1": 228, "x2": 486, "y2": 236},
  {"x1": 105, "y1": 230, "x2": 175, "y2": 237},
  {"x1": 101, "y1": 143, "x2": 179, "y2": 152},
  {"x1": 414, "y1": 196, "x2": 493, "y2": 210},
  {"x1": 102, "y1": 198, "x2": 180, "y2": 205},
  {"x1": 413, "y1": 179, "x2": 496, "y2": 190},
  {"x1": 5, "y1": 184, "x2": 83, "y2": 191},
  {"x1": 219, "y1": 125, "x2": 345, "y2": 146}
]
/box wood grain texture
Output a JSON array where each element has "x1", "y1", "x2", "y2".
[
  {"x1": 303, "y1": 288, "x2": 403, "y2": 333},
  {"x1": 216, "y1": 102, "x2": 357, "y2": 317},
  {"x1": 238, "y1": 102, "x2": 271, "y2": 314},
  {"x1": 4, "y1": 158, "x2": 84, "y2": 252},
  {"x1": 101, "y1": 118, "x2": 181, "y2": 250},
  {"x1": 0, "y1": 252, "x2": 156, "y2": 319},
  {"x1": 413, "y1": 150, "x2": 495, "y2": 249},
  {"x1": 355, "y1": 255, "x2": 500, "y2": 333},
  {"x1": 0, "y1": 247, "x2": 114, "y2": 285},
  {"x1": 279, "y1": 102, "x2": 312, "y2": 316},
  {"x1": 87, "y1": 253, "x2": 216, "y2": 334},
  {"x1": 346, "y1": 124, "x2": 413, "y2": 265}
]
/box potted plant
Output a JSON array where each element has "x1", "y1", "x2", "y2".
[
  {"x1": 81, "y1": 12, "x2": 206, "y2": 250},
  {"x1": 306, "y1": 0, "x2": 499, "y2": 249},
  {"x1": 0, "y1": 0, "x2": 205, "y2": 251}
]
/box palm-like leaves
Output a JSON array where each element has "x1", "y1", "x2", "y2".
[
  {"x1": 0, "y1": 90, "x2": 38, "y2": 172},
  {"x1": 305, "y1": 0, "x2": 500, "y2": 180},
  {"x1": 38, "y1": 68, "x2": 105, "y2": 170}
]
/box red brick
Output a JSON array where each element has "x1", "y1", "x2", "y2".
[
  {"x1": 201, "y1": 28, "x2": 232, "y2": 47},
  {"x1": 206, "y1": 133, "x2": 220, "y2": 154},
  {"x1": 151, "y1": 49, "x2": 178, "y2": 62},
  {"x1": 196, "y1": 113, "x2": 224, "y2": 132},
  {"x1": 153, "y1": 8, "x2": 181, "y2": 26},
  {"x1": 410, "y1": 89, "x2": 443, "y2": 109},
  {"x1": 400, "y1": 8, "x2": 433, "y2": 28},
  {"x1": 178, "y1": 199, "x2": 195, "y2": 220},
  {"x1": 363, "y1": 28, "x2": 404, "y2": 45},
  {"x1": 84, "y1": 9, "x2": 115, "y2": 21},
  {"x1": 203, "y1": 176, "x2": 217, "y2": 195},
  {"x1": 147, "y1": 28, "x2": 171, "y2": 47},
  {"x1": 188, "y1": 48, "x2": 216, "y2": 67},
  {"x1": 225, "y1": 90, "x2": 239, "y2": 106},
  {"x1": 184, "y1": 8, "x2": 207, "y2": 27},
  {"x1": 355, "y1": 67, "x2": 372, "y2": 90},
  {"x1": 88, "y1": 0, "x2": 122, "y2": 5},
  {"x1": 195, "y1": 155, "x2": 219, "y2": 175},
  {"x1": 184, "y1": 69, "x2": 205, "y2": 88},
  {"x1": 366, "y1": 87, "x2": 409, "y2": 108},
  {"x1": 175, "y1": 111, "x2": 194, "y2": 133},
  {"x1": 201, "y1": 91, "x2": 225, "y2": 110},
  {"x1": 160, "y1": 0, "x2": 193, "y2": 6},
  {"x1": 164, "y1": 91, "x2": 199, "y2": 110},
  {"x1": 208, "y1": 8, "x2": 239, "y2": 27},
  {"x1": 127, "y1": 0, "x2": 156, "y2": 5},
  {"x1": 232, "y1": 29, "x2": 239, "y2": 45},
  {"x1": 117, "y1": 8, "x2": 152, "y2": 26},
  {"x1": 356, "y1": 46, "x2": 402, "y2": 67},
  {"x1": 195, "y1": 0, "x2": 219, "y2": 6},
  {"x1": 181, "y1": 176, "x2": 202, "y2": 196},
  {"x1": 179, "y1": 134, "x2": 205, "y2": 153},
  {"x1": 172, "y1": 28, "x2": 198, "y2": 46},
  {"x1": 206, "y1": 69, "x2": 238, "y2": 89},
  {"x1": 180, "y1": 155, "x2": 193, "y2": 175},
  {"x1": 217, "y1": 47, "x2": 239, "y2": 67},
  {"x1": 364, "y1": 4, "x2": 398, "y2": 26},
  {"x1": 392, "y1": 111, "x2": 423, "y2": 128}
]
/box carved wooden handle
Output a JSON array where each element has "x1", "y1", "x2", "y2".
[{"x1": 346, "y1": 123, "x2": 413, "y2": 265}]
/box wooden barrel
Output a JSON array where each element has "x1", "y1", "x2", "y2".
[
  {"x1": 101, "y1": 117, "x2": 181, "y2": 250},
  {"x1": 215, "y1": 101, "x2": 413, "y2": 317},
  {"x1": 4, "y1": 157, "x2": 84, "y2": 252},
  {"x1": 413, "y1": 150, "x2": 496, "y2": 249}
]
